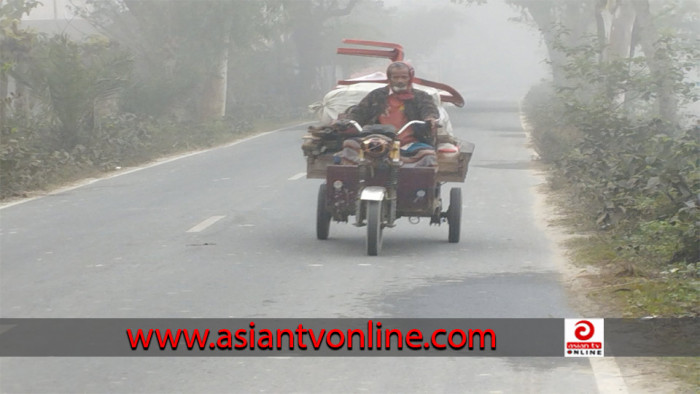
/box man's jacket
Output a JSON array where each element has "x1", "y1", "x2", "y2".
[{"x1": 346, "y1": 86, "x2": 439, "y2": 127}]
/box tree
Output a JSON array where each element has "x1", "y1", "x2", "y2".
[
  {"x1": 279, "y1": 0, "x2": 360, "y2": 102},
  {"x1": 76, "y1": 0, "x2": 282, "y2": 121},
  {"x1": 0, "y1": 0, "x2": 41, "y2": 130},
  {"x1": 12, "y1": 34, "x2": 132, "y2": 148},
  {"x1": 464, "y1": 0, "x2": 697, "y2": 125}
]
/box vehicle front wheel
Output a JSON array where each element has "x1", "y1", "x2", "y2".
[
  {"x1": 447, "y1": 187, "x2": 462, "y2": 243},
  {"x1": 366, "y1": 200, "x2": 383, "y2": 256},
  {"x1": 317, "y1": 184, "x2": 331, "y2": 240}
]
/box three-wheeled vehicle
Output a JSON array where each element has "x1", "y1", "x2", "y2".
[{"x1": 302, "y1": 40, "x2": 474, "y2": 255}]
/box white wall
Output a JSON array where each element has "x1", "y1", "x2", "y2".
[{"x1": 22, "y1": 0, "x2": 83, "y2": 20}]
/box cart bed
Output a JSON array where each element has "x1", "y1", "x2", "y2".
[{"x1": 305, "y1": 140, "x2": 474, "y2": 183}]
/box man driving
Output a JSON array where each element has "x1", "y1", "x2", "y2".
[{"x1": 344, "y1": 61, "x2": 440, "y2": 147}]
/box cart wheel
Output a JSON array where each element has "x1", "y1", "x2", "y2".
[
  {"x1": 366, "y1": 201, "x2": 383, "y2": 256},
  {"x1": 447, "y1": 187, "x2": 462, "y2": 243},
  {"x1": 317, "y1": 184, "x2": 331, "y2": 240}
]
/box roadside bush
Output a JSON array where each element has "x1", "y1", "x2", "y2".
[
  {"x1": 522, "y1": 32, "x2": 699, "y2": 272},
  {"x1": 522, "y1": 82, "x2": 582, "y2": 164},
  {"x1": 0, "y1": 113, "x2": 254, "y2": 199},
  {"x1": 1, "y1": 28, "x2": 302, "y2": 200},
  {"x1": 13, "y1": 34, "x2": 133, "y2": 149}
]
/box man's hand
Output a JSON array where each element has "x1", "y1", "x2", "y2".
[
  {"x1": 423, "y1": 117, "x2": 440, "y2": 137},
  {"x1": 331, "y1": 118, "x2": 361, "y2": 136},
  {"x1": 332, "y1": 118, "x2": 351, "y2": 128},
  {"x1": 424, "y1": 117, "x2": 439, "y2": 132}
]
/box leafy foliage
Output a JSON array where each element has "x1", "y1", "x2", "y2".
[
  {"x1": 523, "y1": 27, "x2": 699, "y2": 273},
  {"x1": 2, "y1": 0, "x2": 378, "y2": 199},
  {"x1": 1, "y1": 0, "x2": 41, "y2": 128},
  {"x1": 0, "y1": 111, "x2": 254, "y2": 200},
  {"x1": 16, "y1": 35, "x2": 133, "y2": 148}
]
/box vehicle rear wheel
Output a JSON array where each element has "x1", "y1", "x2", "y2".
[
  {"x1": 447, "y1": 187, "x2": 462, "y2": 243},
  {"x1": 366, "y1": 200, "x2": 383, "y2": 256},
  {"x1": 317, "y1": 184, "x2": 331, "y2": 240}
]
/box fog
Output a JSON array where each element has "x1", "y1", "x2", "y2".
[
  {"x1": 22, "y1": 0, "x2": 548, "y2": 106},
  {"x1": 346, "y1": 0, "x2": 549, "y2": 103}
]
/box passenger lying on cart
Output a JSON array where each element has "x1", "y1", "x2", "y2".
[{"x1": 334, "y1": 61, "x2": 440, "y2": 167}]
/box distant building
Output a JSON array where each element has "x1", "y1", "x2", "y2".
[
  {"x1": 21, "y1": 0, "x2": 98, "y2": 39},
  {"x1": 3, "y1": 0, "x2": 99, "y2": 108}
]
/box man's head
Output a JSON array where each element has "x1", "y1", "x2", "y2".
[{"x1": 386, "y1": 62, "x2": 414, "y2": 94}]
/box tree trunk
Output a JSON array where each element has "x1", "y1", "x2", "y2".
[
  {"x1": 520, "y1": 0, "x2": 596, "y2": 86},
  {"x1": 595, "y1": 0, "x2": 608, "y2": 64},
  {"x1": 631, "y1": 0, "x2": 677, "y2": 125},
  {"x1": 0, "y1": 72, "x2": 7, "y2": 131},
  {"x1": 289, "y1": 0, "x2": 359, "y2": 103},
  {"x1": 198, "y1": 50, "x2": 228, "y2": 120},
  {"x1": 198, "y1": 29, "x2": 230, "y2": 121},
  {"x1": 606, "y1": 0, "x2": 636, "y2": 60},
  {"x1": 601, "y1": 0, "x2": 636, "y2": 108},
  {"x1": 291, "y1": 24, "x2": 324, "y2": 103},
  {"x1": 523, "y1": 0, "x2": 566, "y2": 85}
]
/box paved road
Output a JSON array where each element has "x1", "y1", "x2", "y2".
[{"x1": 0, "y1": 108, "x2": 622, "y2": 392}]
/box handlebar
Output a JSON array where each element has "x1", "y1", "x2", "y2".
[
  {"x1": 397, "y1": 120, "x2": 427, "y2": 136},
  {"x1": 347, "y1": 120, "x2": 363, "y2": 133},
  {"x1": 336, "y1": 119, "x2": 433, "y2": 137}
]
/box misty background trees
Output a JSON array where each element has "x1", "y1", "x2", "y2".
[
  {"x1": 2, "y1": 0, "x2": 498, "y2": 197},
  {"x1": 2, "y1": 0, "x2": 547, "y2": 136},
  {"x1": 1, "y1": 0, "x2": 698, "y2": 289},
  {"x1": 506, "y1": 0, "x2": 698, "y2": 306},
  {"x1": 0, "y1": 0, "x2": 380, "y2": 196}
]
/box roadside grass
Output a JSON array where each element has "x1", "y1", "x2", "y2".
[
  {"x1": 546, "y1": 180, "x2": 699, "y2": 318},
  {"x1": 0, "y1": 113, "x2": 310, "y2": 202},
  {"x1": 564, "y1": 225, "x2": 699, "y2": 319},
  {"x1": 663, "y1": 357, "x2": 700, "y2": 388},
  {"x1": 543, "y1": 178, "x2": 698, "y2": 389}
]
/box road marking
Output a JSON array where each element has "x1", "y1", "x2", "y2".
[
  {"x1": 187, "y1": 216, "x2": 225, "y2": 233},
  {"x1": 589, "y1": 358, "x2": 629, "y2": 394},
  {"x1": 0, "y1": 122, "x2": 313, "y2": 210},
  {"x1": 288, "y1": 172, "x2": 306, "y2": 180}
]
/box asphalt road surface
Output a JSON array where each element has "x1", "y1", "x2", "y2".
[{"x1": 0, "y1": 108, "x2": 628, "y2": 393}]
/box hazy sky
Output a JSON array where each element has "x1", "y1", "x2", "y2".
[{"x1": 382, "y1": 0, "x2": 549, "y2": 102}]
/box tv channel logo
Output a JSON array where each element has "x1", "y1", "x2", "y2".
[{"x1": 565, "y1": 319, "x2": 604, "y2": 357}]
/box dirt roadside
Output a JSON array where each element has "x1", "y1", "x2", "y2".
[{"x1": 532, "y1": 171, "x2": 696, "y2": 393}]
